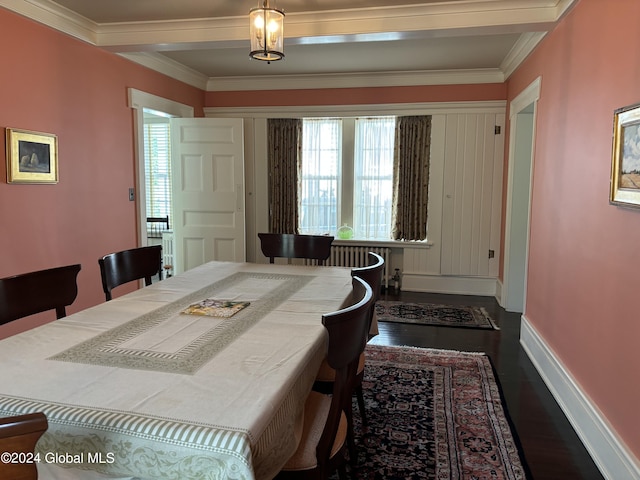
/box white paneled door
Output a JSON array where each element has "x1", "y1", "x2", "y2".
[
  {"x1": 440, "y1": 113, "x2": 504, "y2": 278},
  {"x1": 170, "y1": 118, "x2": 245, "y2": 274}
]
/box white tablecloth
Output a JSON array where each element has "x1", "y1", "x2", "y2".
[{"x1": 0, "y1": 262, "x2": 353, "y2": 480}]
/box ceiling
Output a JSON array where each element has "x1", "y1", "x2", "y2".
[{"x1": 2, "y1": 0, "x2": 577, "y2": 91}]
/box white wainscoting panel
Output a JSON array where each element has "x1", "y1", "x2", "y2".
[
  {"x1": 402, "y1": 273, "x2": 497, "y2": 296},
  {"x1": 402, "y1": 244, "x2": 440, "y2": 276},
  {"x1": 520, "y1": 316, "x2": 640, "y2": 480}
]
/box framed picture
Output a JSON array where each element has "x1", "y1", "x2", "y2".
[
  {"x1": 5, "y1": 128, "x2": 58, "y2": 184},
  {"x1": 610, "y1": 103, "x2": 640, "y2": 207}
]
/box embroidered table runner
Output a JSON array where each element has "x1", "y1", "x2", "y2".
[{"x1": 0, "y1": 261, "x2": 353, "y2": 480}]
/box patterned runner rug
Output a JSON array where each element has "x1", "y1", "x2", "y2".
[
  {"x1": 345, "y1": 345, "x2": 528, "y2": 480},
  {"x1": 375, "y1": 300, "x2": 499, "y2": 329}
]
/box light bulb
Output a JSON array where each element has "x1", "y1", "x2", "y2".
[{"x1": 267, "y1": 19, "x2": 279, "y2": 33}]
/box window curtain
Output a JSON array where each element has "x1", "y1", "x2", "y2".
[
  {"x1": 267, "y1": 119, "x2": 302, "y2": 233},
  {"x1": 392, "y1": 115, "x2": 432, "y2": 241}
]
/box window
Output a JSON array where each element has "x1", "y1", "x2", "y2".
[
  {"x1": 299, "y1": 118, "x2": 341, "y2": 235},
  {"x1": 353, "y1": 117, "x2": 395, "y2": 239},
  {"x1": 299, "y1": 116, "x2": 396, "y2": 240},
  {"x1": 143, "y1": 115, "x2": 172, "y2": 235}
]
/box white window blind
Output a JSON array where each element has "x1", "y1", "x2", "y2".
[
  {"x1": 143, "y1": 121, "x2": 172, "y2": 233},
  {"x1": 353, "y1": 117, "x2": 395, "y2": 240},
  {"x1": 299, "y1": 118, "x2": 341, "y2": 235}
]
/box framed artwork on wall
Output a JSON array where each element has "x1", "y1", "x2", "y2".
[
  {"x1": 610, "y1": 102, "x2": 640, "y2": 208},
  {"x1": 5, "y1": 128, "x2": 58, "y2": 184}
]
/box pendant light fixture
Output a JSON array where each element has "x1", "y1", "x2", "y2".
[{"x1": 249, "y1": 0, "x2": 285, "y2": 63}]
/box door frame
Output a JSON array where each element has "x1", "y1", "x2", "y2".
[
  {"x1": 128, "y1": 88, "x2": 194, "y2": 247},
  {"x1": 502, "y1": 77, "x2": 540, "y2": 313}
]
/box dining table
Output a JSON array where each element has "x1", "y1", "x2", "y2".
[{"x1": 0, "y1": 261, "x2": 357, "y2": 480}]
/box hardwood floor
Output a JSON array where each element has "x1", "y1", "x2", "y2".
[{"x1": 369, "y1": 289, "x2": 605, "y2": 480}]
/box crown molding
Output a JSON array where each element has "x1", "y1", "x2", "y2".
[
  {"x1": 501, "y1": 31, "x2": 547, "y2": 79},
  {"x1": 118, "y1": 52, "x2": 208, "y2": 90},
  {"x1": 0, "y1": 0, "x2": 97, "y2": 43},
  {"x1": 556, "y1": 0, "x2": 580, "y2": 19},
  {"x1": 118, "y1": 54, "x2": 505, "y2": 92},
  {"x1": 206, "y1": 68, "x2": 505, "y2": 92},
  {"x1": 204, "y1": 100, "x2": 507, "y2": 119}
]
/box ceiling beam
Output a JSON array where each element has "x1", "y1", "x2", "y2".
[{"x1": 3, "y1": 0, "x2": 575, "y2": 53}]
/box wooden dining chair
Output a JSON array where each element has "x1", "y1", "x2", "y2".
[
  {"x1": 349, "y1": 251, "x2": 384, "y2": 425},
  {"x1": 0, "y1": 412, "x2": 48, "y2": 480},
  {"x1": 258, "y1": 233, "x2": 334, "y2": 265},
  {"x1": 98, "y1": 245, "x2": 162, "y2": 301},
  {"x1": 314, "y1": 252, "x2": 384, "y2": 445},
  {"x1": 276, "y1": 276, "x2": 373, "y2": 479},
  {"x1": 0, "y1": 264, "x2": 82, "y2": 325}
]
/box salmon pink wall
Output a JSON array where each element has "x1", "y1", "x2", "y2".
[
  {"x1": 507, "y1": 0, "x2": 640, "y2": 461},
  {"x1": 206, "y1": 83, "x2": 506, "y2": 108},
  {"x1": 0, "y1": 9, "x2": 204, "y2": 337}
]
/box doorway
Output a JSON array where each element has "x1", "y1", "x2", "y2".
[
  {"x1": 502, "y1": 77, "x2": 540, "y2": 313},
  {"x1": 129, "y1": 89, "x2": 247, "y2": 276},
  {"x1": 128, "y1": 88, "x2": 194, "y2": 278}
]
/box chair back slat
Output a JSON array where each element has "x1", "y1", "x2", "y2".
[
  {"x1": 316, "y1": 276, "x2": 373, "y2": 469},
  {"x1": 258, "y1": 233, "x2": 334, "y2": 265},
  {"x1": 352, "y1": 251, "x2": 385, "y2": 334},
  {"x1": 99, "y1": 246, "x2": 162, "y2": 301},
  {"x1": 0, "y1": 264, "x2": 81, "y2": 325},
  {"x1": 351, "y1": 251, "x2": 385, "y2": 303}
]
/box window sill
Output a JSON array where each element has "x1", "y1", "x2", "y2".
[{"x1": 332, "y1": 239, "x2": 432, "y2": 249}]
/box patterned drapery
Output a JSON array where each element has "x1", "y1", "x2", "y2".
[
  {"x1": 392, "y1": 116, "x2": 432, "y2": 241},
  {"x1": 267, "y1": 119, "x2": 302, "y2": 233}
]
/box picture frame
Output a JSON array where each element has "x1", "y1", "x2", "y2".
[
  {"x1": 5, "y1": 128, "x2": 58, "y2": 184},
  {"x1": 610, "y1": 103, "x2": 640, "y2": 208}
]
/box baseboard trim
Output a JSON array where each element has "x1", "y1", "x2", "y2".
[
  {"x1": 520, "y1": 316, "x2": 640, "y2": 480},
  {"x1": 401, "y1": 273, "x2": 496, "y2": 296},
  {"x1": 495, "y1": 279, "x2": 503, "y2": 306}
]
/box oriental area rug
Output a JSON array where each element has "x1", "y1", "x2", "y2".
[
  {"x1": 341, "y1": 345, "x2": 528, "y2": 480},
  {"x1": 375, "y1": 300, "x2": 499, "y2": 330}
]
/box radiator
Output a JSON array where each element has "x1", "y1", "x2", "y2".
[
  {"x1": 308, "y1": 244, "x2": 391, "y2": 289},
  {"x1": 161, "y1": 231, "x2": 174, "y2": 277}
]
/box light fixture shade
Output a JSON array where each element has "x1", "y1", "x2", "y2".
[{"x1": 249, "y1": 1, "x2": 284, "y2": 62}]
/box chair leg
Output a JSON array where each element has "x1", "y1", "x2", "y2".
[{"x1": 356, "y1": 384, "x2": 367, "y2": 426}]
